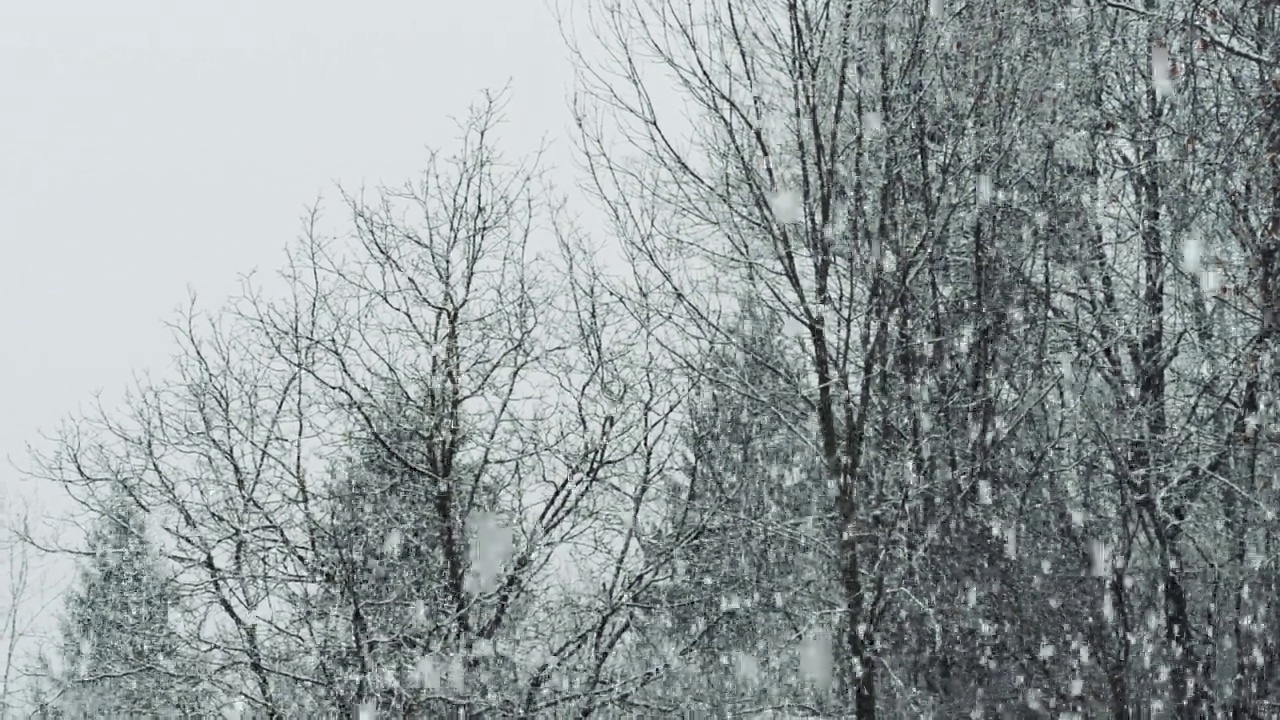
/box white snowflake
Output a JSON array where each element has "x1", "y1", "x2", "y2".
[
  {"x1": 976, "y1": 175, "x2": 993, "y2": 206},
  {"x1": 1182, "y1": 232, "x2": 1203, "y2": 274},
  {"x1": 1152, "y1": 43, "x2": 1174, "y2": 98},
  {"x1": 769, "y1": 189, "x2": 805, "y2": 224},
  {"x1": 413, "y1": 654, "x2": 440, "y2": 690},
  {"x1": 862, "y1": 111, "x2": 884, "y2": 135},
  {"x1": 465, "y1": 513, "x2": 514, "y2": 595},
  {"x1": 782, "y1": 314, "x2": 807, "y2": 338},
  {"x1": 1088, "y1": 539, "x2": 1111, "y2": 577},
  {"x1": 382, "y1": 528, "x2": 403, "y2": 556},
  {"x1": 799, "y1": 628, "x2": 833, "y2": 689},
  {"x1": 732, "y1": 650, "x2": 762, "y2": 685}
]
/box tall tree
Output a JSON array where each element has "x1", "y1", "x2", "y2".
[
  {"x1": 564, "y1": 0, "x2": 1259, "y2": 715},
  {"x1": 567, "y1": 0, "x2": 1038, "y2": 711}
]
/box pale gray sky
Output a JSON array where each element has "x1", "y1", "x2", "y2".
[
  {"x1": 2, "y1": 0, "x2": 573, "y2": 484},
  {"x1": 0, "y1": 0, "x2": 577, "y2": 672}
]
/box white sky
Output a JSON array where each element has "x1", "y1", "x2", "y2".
[{"x1": 0, "y1": 0, "x2": 580, "y2": 677}]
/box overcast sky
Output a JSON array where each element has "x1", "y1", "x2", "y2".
[{"x1": 0, "y1": 0, "x2": 580, "y2": 660}]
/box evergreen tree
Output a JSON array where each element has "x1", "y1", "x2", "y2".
[
  {"x1": 307, "y1": 429, "x2": 452, "y2": 715},
  {"x1": 49, "y1": 492, "x2": 197, "y2": 717},
  {"x1": 306, "y1": 388, "x2": 515, "y2": 716},
  {"x1": 653, "y1": 295, "x2": 833, "y2": 713}
]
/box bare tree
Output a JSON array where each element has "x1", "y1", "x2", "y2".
[
  {"x1": 563, "y1": 0, "x2": 1280, "y2": 715},
  {"x1": 20, "y1": 87, "x2": 717, "y2": 718},
  {"x1": 564, "y1": 0, "x2": 1075, "y2": 712},
  {"x1": 0, "y1": 528, "x2": 31, "y2": 715}
]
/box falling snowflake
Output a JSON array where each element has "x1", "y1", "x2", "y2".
[
  {"x1": 465, "y1": 513, "x2": 514, "y2": 595},
  {"x1": 1182, "y1": 232, "x2": 1203, "y2": 273},
  {"x1": 770, "y1": 189, "x2": 805, "y2": 224},
  {"x1": 413, "y1": 654, "x2": 441, "y2": 690},
  {"x1": 1201, "y1": 267, "x2": 1222, "y2": 297},
  {"x1": 799, "y1": 628, "x2": 834, "y2": 690},
  {"x1": 1152, "y1": 42, "x2": 1174, "y2": 98},
  {"x1": 782, "y1": 314, "x2": 808, "y2": 338},
  {"x1": 447, "y1": 653, "x2": 467, "y2": 692},
  {"x1": 1026, "y1": 688, "x2": 1043, "y2": 710},
  {"x1": 732, "y1": 650, "x2": 762, "y2": 685},
  {"x1": 976, "y1": 175, "x2": 993, "y2": 206},
  {"x1": 382, "y1": 528, "x2": 403, "y2": 556},
  {"x1": 1088, "y1": 539, "x2": 1111, "y2": 577},
  {"x1": 862, "y1": 111, "x2": 884, "y2": 134},
  {"x1": 881, "y1": 248, "x2": 898, "y2": 274}
]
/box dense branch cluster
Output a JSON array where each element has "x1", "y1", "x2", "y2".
[{"x1": 12, "y1": 0, "x2": 1280, "y2": 717}]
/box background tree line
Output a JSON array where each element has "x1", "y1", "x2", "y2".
[{"x1": 12, "y1": 0, "x2": 1280, "y2": 716}]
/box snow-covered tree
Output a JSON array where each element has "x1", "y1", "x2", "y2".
[
  {"x1": 647, "y1": 295, "x2": 835, "y2": 715},
  {"x1": 47, "y1": 493, "x2": 201, "y2": 716},
  {"x1": 301, "y1": 394, "x2": 516, "y2": 716}
]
